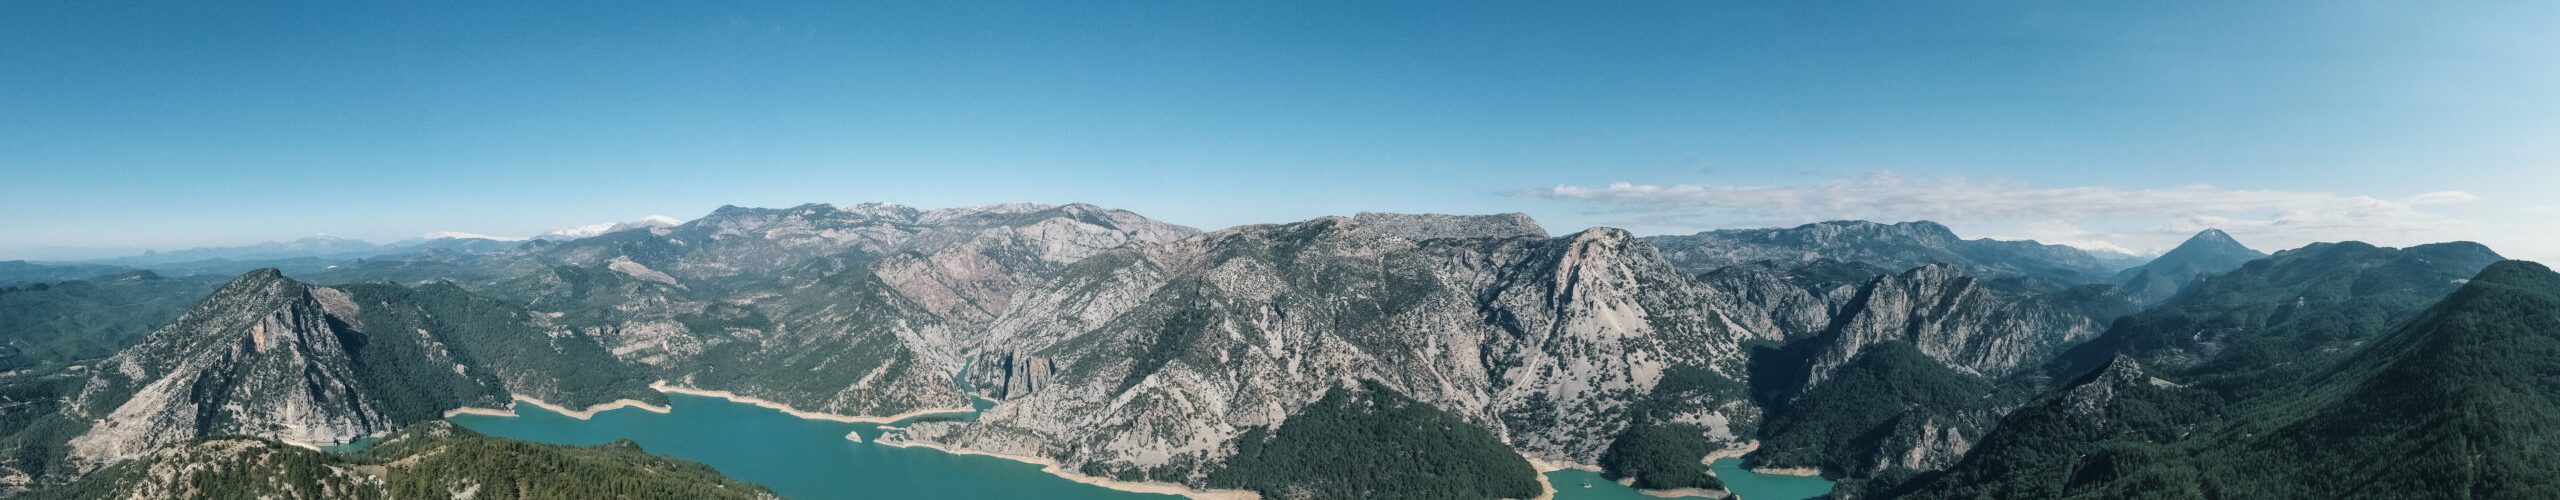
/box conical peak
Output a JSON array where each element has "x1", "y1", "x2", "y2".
[
  {"x1": 214, "y1": 268, "x2": 303, "y2": 298},
  {"x1": 2178, "y1": 228, "x2": 2248, "y2": 250}
]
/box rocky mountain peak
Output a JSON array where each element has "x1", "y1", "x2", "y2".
[
  {"x1": 1791, "y1": 220, "x2": 1959, "y2": 244},
  {"x1": 2052, "y1": 355, "x2": 2159, "y2": 418},
  {"x1": 1565, "y1": 226, "x2": 1634, "y2": 243},
  {"x1": 2161, "y1": 228, "x2": 2260, "y2": 262},
  {"x1": 2186, "y1": 228, "x2": 2237, "y2": 245},
  {"x1": 66, "y1": 268, "x2": 392, "y2": 466},
  {"x1": 1350, "y1": 212, "x2": 1548, "y2": 241},
  {"x1": 2111, "y1": 229, "x2": 2265, "y2": 304}
]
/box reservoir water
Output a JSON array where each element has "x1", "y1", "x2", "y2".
[
  {"x1": 1545, "y1": 458, "x2": 1835, "y2": 500},
  {"x1": 453, "y1": 363, "x2": 1828, "y2": 500},
  {"x1": 450, "y1": 393, "x2": 1175, "y2": 499}
]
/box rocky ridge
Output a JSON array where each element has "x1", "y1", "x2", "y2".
[{"x1": 908, "y1": 214, "x2": 1770, "y2": 486}]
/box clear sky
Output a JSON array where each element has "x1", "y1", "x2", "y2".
[{"x1": 5, "y1": 1, "x2": 2555, "y2": 262}]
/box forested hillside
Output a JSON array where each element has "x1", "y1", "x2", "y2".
[{"x1": 33, "y1": 422, "x2": 774, "y2": 500}]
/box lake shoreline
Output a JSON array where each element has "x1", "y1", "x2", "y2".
[
  {"x1": 648, "y1": 381, "x2": 973, "y2": 424},
  {"x1": 874, "y1": 440, "x2": 1262, "y2": 500},
  {"x1": 440, "y1": 394, "x2": 671, "y2": 420},
  {"x1": 452, "y1": 381, "x2": 1251, "y2": 499},
  {"x1": 1747, "y1": 466, "x2": 1823, "y2": 477},
  {"x1": 1527, "y1": 442, "x2": 1768, "y2": 500}
]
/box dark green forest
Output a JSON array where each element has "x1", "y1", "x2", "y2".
[
  {"x1": 33, "y1": 422, "x2": 772, "y2": 500},
  {"x1": 1896, "y1": 261, "x2": 2560, "y2": 499},
  {"x1": 1208, "y1": 380, "x2": 1542, "y2": 500}
]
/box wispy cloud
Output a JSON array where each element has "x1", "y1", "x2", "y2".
[{"x1": 1516, "y1": 173, "x2": 2482, "y2": 254}]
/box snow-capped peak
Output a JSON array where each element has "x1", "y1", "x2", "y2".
[{"x1": 538, "y1": 215, "x2": 687, "y2": 240}]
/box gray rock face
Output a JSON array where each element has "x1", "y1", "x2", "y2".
[
  {"x1": 1646, "y1": 220, "x2": 2124, "y2": 286},
  {"x1": 66, "y1": 270, "x2": 395, "y2": 465},
  {"x1": 1350, "y1": 212, "x2": 1548, "y2": 241},
  {"x1": 1802, "y1": 264, "x2": 2131, "y2": 388},
  {"x1": 1875, "y1": 416, "x2": 1977, "y2": 473},
  {"x1": 915, "y1": 215, "x2": 1767, "y2": 484},
  {"x1": 492, "y1": 202, "x2": 1199, "y2": 417},
  {"x1": 1694, "y1": 260, "x2": 1885, "y2": 343},
  {"x1": 2058, "y1": 355, "x2": 2155, "y2": 416}
]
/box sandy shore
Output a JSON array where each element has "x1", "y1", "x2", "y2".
[
  {"x1": 1747, "y1": 466, "x2": 1822, "y2": 477},
  {"x1": 1636, "y1": 485, "x2": 1729, "y2": 499},
  {"x1": 454, "y1": 381, "x2": 1247, "y2": 499},
  {"x1": 1521, "y1": 450, "x2": 1737, "y2": 500},
  {"x1": 277, "y1": 439, "x2": 325, "y2": 452},
  {"x1": 439, "y1": 395, "x2": 670, "y2": 420},
  {"x1": 876, "y1": 440, "x2": 1261, "y2": 500},
  {"x1": 443, "y1": 406, "x2": 515, "y2": 418},
  {"x1": 1522, "y1": 454, "x2": 1565, "y2": 500},
  {"x1": 517, "y1": 395, "x2": 672, "y2": 420},
  {"x1": 1702, "y1": 440, "x2": 1759, "y2": 463},
  {"x1": 648, "y1": 381, "x2": 973, "y2": 424}
]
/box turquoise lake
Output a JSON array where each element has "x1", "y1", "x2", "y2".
[
  {"x1": 453, "y1": 363, "x2": 1829, "y2": 500},
  {"x1": 456, "y1": 395, "x2": 1833, "y2": 500},
  {"x1": 1546, "y1": 458, "x2": 1835, "y2": 500},
  {"x1": 450, "y1": 393, "x2": 1176, "y2": 500}
]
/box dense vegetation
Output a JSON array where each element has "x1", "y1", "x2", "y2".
[
  {"x1": 2185, "y1": 260, "x2": 2560, "y2": 498},
  {"x1": 366, "y1": 423, "x2": 771, "y2": 499},
  {"x1": 1884, "y1": 356, "x2": 2220, "y2": 499},
  {"x1": 1896, "y1": 260, "x2": 2560, "y2": 499},
  {"x1": 2050, "y1": 241, "x2": 2502, "y2": 398},
  {"x1": 340, "y1": 281, "x2": 661, "y2": 413},
  {"x1": 1598, "y1": 422, "x2": 1726, "y2": 491},
  {"x1": 1597, "y1": 364, "x2": 1754, "y2": 491},
  {"x1": 33, "y1": 422, "x2": 772, "y2": 499},
  {"x1": 0, "y1": 272, "x2": 224, "y2": 488},
  {"x1": 1756, "y1": 341, "x2": 1989, "y2": 476},
  {"x1": 1208, "y1": 381, "x2": 1541, "y2": 500},
  {"x1": 0, "y1": 271, "x2": 223, "y2": 373}
]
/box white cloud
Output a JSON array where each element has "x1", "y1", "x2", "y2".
[
  {"x1": 539, "y1": 215, "x2": 687, "y2": 240},
  {"x1": 2401, "y1": 191, "x2": 2481, "y2": 206},
  {"x1": 2013, "y1": 220, "x2": 2147, "y2": 256},
  {"x1": 1517, "y1": 173, "x2": 2483, "y2": 254}
]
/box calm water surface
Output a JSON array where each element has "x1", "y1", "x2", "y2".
[
  {"x1": 454, "y1": 366, "x2": 1822, "y2": 500},
  {"x1": 1546, "y1": 458, "x2": 1835, "y2": 500},
  {"x1": 451, "y1": 393, "x2": 1173, "y2": 500}
]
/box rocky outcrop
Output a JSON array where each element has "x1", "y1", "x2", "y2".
[
  {"x1": 66, "y1": 269, "x2": 396, "y2": 465},
  {"x1": 1802, "y1": 264, "x2": 2131, "y2": 388},
  {"x1": 1694, "y1": 260, "x2": 1886, "y2": 343},
  {"x1": 55, "y1": 269, "x2": 652, "y2": 471},
  {"x1": 993, "y1": 353, "x2": 1054, "y2": 399},
  {"x1": 489, "y1": 202, "x2": 1198, "y2": 417},
  {"x1": 1350, "y1": 212, "x2": 1548, "y2": 241},
  {"x1": 911, "y1": 215, "x2": 1769, "y2": 486}
]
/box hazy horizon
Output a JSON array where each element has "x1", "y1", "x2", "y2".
[{"x1": 7, "y1": 1, "x2": 2555, "y2": 262}]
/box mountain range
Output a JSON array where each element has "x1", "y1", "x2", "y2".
[{"x1": 0, "y1": 201, "x2": 2541, "y2": 500}]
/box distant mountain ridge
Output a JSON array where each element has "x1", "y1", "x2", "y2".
[
  {"x1": 8, "y1": 201, "x2": 2551, "y2": 500},
  {"x1": 1645, "y1": 220, "x2": 2134, "y2": 286},
  {"x1": 2112, "y1": 229, "x2": 2265, "y2": 303}
]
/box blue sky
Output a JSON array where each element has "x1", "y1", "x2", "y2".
[{"x1": 4, "y1": 1, "x2": 2555, "y2": 261}]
